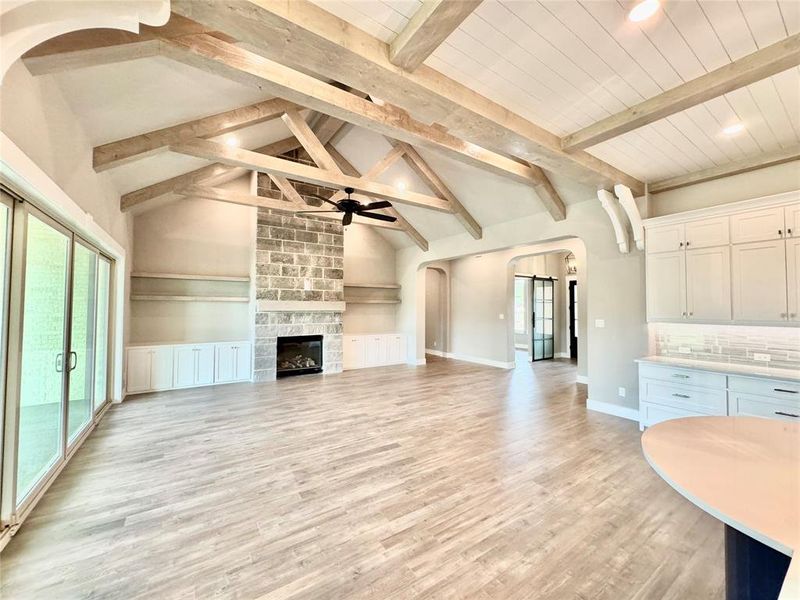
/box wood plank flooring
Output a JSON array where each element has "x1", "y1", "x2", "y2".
[{"x1": 0, "y1": 357, "x2": 724, "y2": 599}]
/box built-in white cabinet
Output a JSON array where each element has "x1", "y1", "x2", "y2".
[
  {"x1": 214, "y1": 342, "x2": 252, "y2": 383},
  {"x1": 638, "y1": 361, "x2": 799, "y2": 428},
  {"x1": 173, "y1": 344, "x2": 215, "y2": 389},
  {"x1": 646, "y1": 251, "x2": 686, "y2": 320},
  {"x1": 343, "y1": 333, "x2": 407, "y2": 370},
  {"x1": 645, "y1": 194, "x2": 800, "y2": 324},
  {"x1": 126, "y1": 346, "x2": 175, "y2": 394},
  {"x1": 127, "y1": 341, "x2": 252, "y2": 394}
]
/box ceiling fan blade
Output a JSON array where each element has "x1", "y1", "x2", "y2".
[
  {"x1": 294, "y1": 210, "x2": 339, "y2": 214},
  {"x1": 305, "y1": 193, "x2": 340, "y2": 208},
  {"x1": 355, "y1": 211, "x2": 398, "y2": 222},
  {"x1": 342, "y1": 211, "x2": 353, "y2": 226},
  {"x1": 361, "y1": 200, "x2": 392, "y2": 211}
]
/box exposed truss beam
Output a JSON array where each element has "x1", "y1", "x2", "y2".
[
  {"x1": 23, "y1": 40, "x2": 162, "y2": 75},
  {"x1": 94, "y1": 98, "x2": 298, "y2": 171},
  {"x1": 390, "y1": 140, "x2": 482, "y2": 238},
  {"x1": 525, "y1": 162, "x2": 567, "y2": 221},
  {"x1": 649, "y1": 145, "x2": 800, "y2": 194},
  {"x1": 326, "y1": 145, "x2": 429, "y2": 251},
  {"x1": 280, "y1": 109, "x2": 339, "y2": 171},
  {"x1": 389, "y1": 0, "x2": 482, "y2": 71},
  {"x1": 120, "y1": 136, "x2": 300, "y2": 212},
  {"x1": 562, "y1": 34, "x2": 800, "y2": 151},
  {"x1": 169, "y1": 1, "x2": 643, "y2": 193},
  {"x1": 171, "y1": 138, "x2": 454, "y2": 212},
  {"x1": 159, "y1": 34, "x2": 556, "y2": 194},
  {"x1": 177, "y1": 185, "x2": 406, "y2": 231}
]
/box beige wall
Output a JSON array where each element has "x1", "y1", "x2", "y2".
[
  {"x1": 343, "y1": 223, "x2": 399, "y2": 334},
  {"x1": 424, "y1": 267, "x2": 446, "y2": 351}
]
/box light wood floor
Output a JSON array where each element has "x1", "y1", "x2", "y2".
[{"x1": 0, "y1": 356, "x2": 724, "y2": 599}]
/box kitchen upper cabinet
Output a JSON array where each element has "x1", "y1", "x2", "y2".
[
  {"x1": 686, "y1": 246, "x2": 731, "y2": 321},
  {"x1": 730, "y1": 207, "x2": 784, "y2": 244},
  {"x1": 646, "y1": 251, "x2": 686, "y2": 320},
  {"x1": 685, "y1": 216, "x2": 730, "y2": 249},
  {"x1": 731, "y1": 240, "x2": 787, "y2": 321},
  {"x1": 787, "y1": 237, "x2": 800, "y2": 323},
  {"x1": 646, "y1": 223, "x2": 684, "y2": 254}
]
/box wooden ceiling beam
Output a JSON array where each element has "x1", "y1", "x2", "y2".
[
  {"x1": 389, "y1": 140, "x2": 483, "y2": 238},
  {"x1": 389, "y1": 0, "x2": 482, "y2": 71},
  {"x1": 94, "y1": 97, "x2": 299, "y2": 172},
  {"x1": 649, "y1": 145, "x2": 800, "y2": 194},
  {"x1": 171, "y1": 138, "x2": 454, "y2": 213},
  {"x1": 526, "y1": 163, "x2": 567, "y2": 221},
  {"x1": 23, "y1": 40, "x2": 162, "y2": 75},
  {"x1": 168, "y1": 1, "x2": 643, "y2": 194},
  {"x1": 326, "y1": 145, "x2": 429, "y2": 251},
  {"x1": 159, "y1": 34, "x2": 553, "y2": 192},
  {"x1": 562, "y1": 33, "x2": 800, "y2": 151},
  {"x1": 177, "y1": 185, "x2": 406, "y2": 231},
  {"x1": 280, "y1": 109, "x2": 340, "y2": 171}
]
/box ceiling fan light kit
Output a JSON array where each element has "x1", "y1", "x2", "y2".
[{"x1": 294, "y1": 187, "x2": 398, "y2": 226}]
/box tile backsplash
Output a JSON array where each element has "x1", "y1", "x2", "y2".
[{"x1": 651, "y1": 323, "x2": 800, "y2": 371}]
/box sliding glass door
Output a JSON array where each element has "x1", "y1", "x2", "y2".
[
  {"x1": 16, "y1": 210, "x2": 72, "y2": 503},
  {"x1": 1, "y1": 195, "x2": 115, "y2": 515}
]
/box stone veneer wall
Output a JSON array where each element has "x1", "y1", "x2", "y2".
[{"x1": 254, "y1": 207, "x2": 345, "y2": 382}]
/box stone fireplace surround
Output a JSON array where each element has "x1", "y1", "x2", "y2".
[{"x1": 253, "y1": 204, "x2": 344, "y2": 382}]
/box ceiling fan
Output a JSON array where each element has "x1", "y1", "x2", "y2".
[{"x1": 294, "y1": 187, "x2": 397, "y2": 226}]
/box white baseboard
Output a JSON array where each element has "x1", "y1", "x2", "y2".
[
  {"x1": 576, "y1": 374, "x2": 589, "y2": 384},
  {"x1": 586, "y1": 399, "x2": 639, "y2": 422},
  {"x1": 445, "y1": 352, "x2": 515, "y2": 369},
  {"x1": 413, "y1": 358, "x2": 427, "y2": 366},
  {"x1": 556, "y1": 352, "x2": 571, "y2": 358},
  {"x1": 425, "y1": 348, "x2": 444, "y2": 357},
  {"x1": 514, "y1": 343, "x2": 529, "y2": 350}
]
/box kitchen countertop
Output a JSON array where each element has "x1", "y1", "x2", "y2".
[
  {"x1": 636, "y1": 355, "x2": 800, "y2": 383},
  {"x1": 642, "y1": 416, "x2": 799, "y2": 599}
]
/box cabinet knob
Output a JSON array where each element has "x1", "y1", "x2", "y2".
[
  {"x1": 780, "y1": 313, "x2": 787, "y2": 318},
  {"x1": 685, "y1": 241, "x2": 690, "y2": 247},
  {"x1": 681, "y1": 312, "x2": 686, "y2": 317},
  {"x1": 779, "y1": 229, "x2": 783, "y2": 237},
  {"x1": 788, "y1": 228, "x2": 793, "y2": 236},
  {"x1": 688, "y1": 312, "x2": 693, "y2": 316}
]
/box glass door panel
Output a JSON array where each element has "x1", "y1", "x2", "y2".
[
  {"x1": 532, "y1": 278, "x2": 554, "y2": 361},
  {"x1": 93, "y1": 258, "x2": 111, "y2": 412},
  {"x1": 66, "y1": 242, "x2": 97, "y2": 445},
  {"x1": 16, "y1": 213, "x2": 71, "y2": 502}
]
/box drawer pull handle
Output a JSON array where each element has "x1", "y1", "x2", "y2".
[
  {"x1": 672, "y1": 393, "x2": 691, "y2": 399},
  {"x1": 774, "y1": 388, "x2": 798, "y2": 394},
  {"x1": 671, "y1": 374, "x2": 690, "y2": 379},
  {"x1": 775, "y1": 411, "x2": 799, "y2": 418}
]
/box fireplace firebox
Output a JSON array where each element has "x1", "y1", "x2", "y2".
[{"x1": 276, "y1": 335, "x2": 323, "y2": 377}]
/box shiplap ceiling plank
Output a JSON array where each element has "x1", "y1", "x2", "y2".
[
  {"x1": 389, "y1": 0, "x2": 483, "y2": 71},
  {"x1": 779, "y1": 1, "x2": 800, "y2": 36}
]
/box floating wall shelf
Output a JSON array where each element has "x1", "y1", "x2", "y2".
[
  {"x1": 131, "y1": 272, "x2": 250, "y2": 283},
  {"x1": 131, "y1": 295, "x2": 250, "y2": 303},
  {"x1": 344, "y1": 299, "x2": 401, "y2": 304},
  {"x1": 344, "y1": 283, "x2": 401, "y2": 289}
]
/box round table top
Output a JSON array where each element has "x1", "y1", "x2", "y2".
[{"x1": 641, "y1": 416, "x2": 799, "y2": 556}]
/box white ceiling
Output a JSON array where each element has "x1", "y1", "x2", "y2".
[{"x1": 311, "y1": 0, "x2": 800, "y2": 182}]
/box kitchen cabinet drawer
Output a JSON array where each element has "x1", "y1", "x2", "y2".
[
  {"x1": 640, "y1": 379, "x2": 727, "y2": 414},
  {"x1": 639, "y1": 364, "x2": 727, "y2": 389},
  {"x1": 728, "y1": 392, "x2": 800, "y2": 422},
  {"x1": 728, "y1": 376, "x2": 800, "y2": 400},
  {"x1": 640, "y1": 401, "x2": 707, "y2": 427}
]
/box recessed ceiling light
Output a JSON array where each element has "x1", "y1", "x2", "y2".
[
  {"x1": 395, "y1": 179, "x2": 407, "y2": 192},
  {"x1": 722, "y1": 122, "x2": 746, "y2": 136},
  {"x1": 628, "y1": 0, "x2": 660, "y2": 22},
  {"x1": 225, "y1": 136, "x2": 239, "y2": 147}
]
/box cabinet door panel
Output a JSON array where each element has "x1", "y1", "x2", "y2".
[
  {"x1": 786, "y1": 204, "x2": 800, "y2": 239},
  {"x1": 387, "y1": 335, "x2": 405, "y2": 364},
  {"x1": 788, "y1": 238, "x2": 800, "y2": 322},
  {"x1": 126, "y1": 348, "x2": 152, "y2": 394},
  {"x1": 686, "y1": 246, "x2": 731, "y2": 321},
  {"x1": 365, "y1": 335, "x2": 388, "y2": 367},
  {"x1": 215, "y1": 345, "x2": 235, "y2": 383},
  {"x1": 646, "y1": 223, "x2": 684, "y2": 254},
  {"x1": 646, "y1": 251, "x2": 686, "y2": 321},
  {"x1": 685, "y1": 216, "x2": 729, "y2": 249},
  {"x1": 195, "y1": 345, "x2": 215, "y2": 386},
  {"x1": 234, "y1": 343, "x2": 252, "y2": 381},
  {"x1": 173, "y1": 346, "x2": 197, "y2": 388},
  {"x1": 150, "y1": 347, "x2": 174, "y2": 391},
  {"x1": 730, "y1": 207, "x2": 784, "y2": 243},
  {"x1": 343, "y1": 336, "x2": 365, "y2": 370},
  {"x1": 731, "y1": 240, "x2": 787, "y2": 321}
]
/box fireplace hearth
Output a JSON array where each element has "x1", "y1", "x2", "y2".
[{"x1": 276, "y1": 335, "x2": 323, "y2": 377}]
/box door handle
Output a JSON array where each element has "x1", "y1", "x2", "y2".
[
  {"x1": 672, "y1": 393, "x2": 691, "y2": 399},
  {"x1": 68, "y1": 351, "x2": 77, "y2": 371},
  {"x1": 774, "y1": 388, "x2": 798, "y2": 394},
  {"x1": 775, "y1": 411, "x2": 799, "y2": 418},
  {"x1": 55, "y1": 352, "x2": 64, "y2": 373}
]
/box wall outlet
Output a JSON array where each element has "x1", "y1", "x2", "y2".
[
  {"x1": 499, "y1": 313, "x2": 505, "y2": 320},
  {"x1": 304, "y1": 278, "x2": 312, "y2": 291},
  {"x1": 753, "y1": 353, "x2": 771, "y2": 362},
  {"x1": 618, "y1": 387, "x2": 626, "y2": 397},
  {"x1": 678, "y1": 346, "x2": 692, "y2": 354},
  {"x1": 595, "y1": 319, "x2": 605, "y2": 328},
  {"x1": 433, "y1": 341, "x2": 437, "y2": 348}
]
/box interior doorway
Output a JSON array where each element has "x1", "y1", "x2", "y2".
[{"x1": 424, "y1": 267, "x2": 448, "y2": 357}]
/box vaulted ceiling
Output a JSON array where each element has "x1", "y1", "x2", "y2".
[{"x1": 18, "y1": 0, "x2": 800, "y2": 249}]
